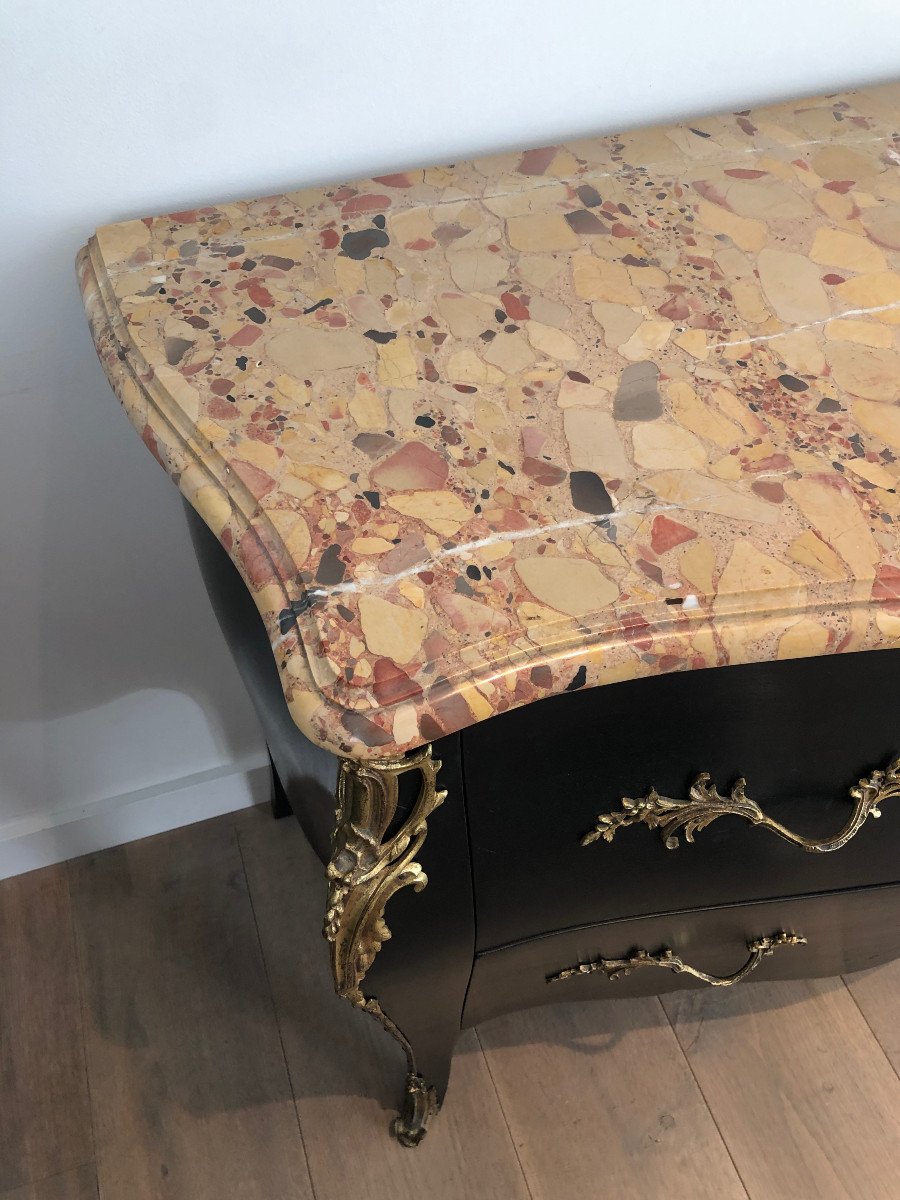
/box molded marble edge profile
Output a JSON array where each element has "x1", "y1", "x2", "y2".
[
  {"x1": 77, "y1": 83, "x2": 900, "y2": 760},
  {"x1": 77, "y1": 243, "x2": 339, "y2": 750}
]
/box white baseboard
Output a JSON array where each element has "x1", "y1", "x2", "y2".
[{"x1": 0, "y1": 755, "x2": 272, "y2": 881}]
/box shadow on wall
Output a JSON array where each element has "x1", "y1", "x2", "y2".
[{"x1": 0, "y1": 226, "x2": 265, "y2": 822}]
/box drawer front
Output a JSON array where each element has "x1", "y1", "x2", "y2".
[
  {"x1": 463, "y1": 883, "x2": 900, "y2": 1026},
  {"x1": 463, "y1": 650, "x2": 900, "y2": 950}
]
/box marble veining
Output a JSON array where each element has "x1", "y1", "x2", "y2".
[{"x1": 79, "y1": 84, "x2": 900, "y2": 759}]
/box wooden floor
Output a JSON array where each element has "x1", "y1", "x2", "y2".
[{"x1": 2, "y1": 807, "x2": 899, "y2": 1200}]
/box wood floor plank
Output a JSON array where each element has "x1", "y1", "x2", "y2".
[
  {"x1": 0, "y1": 1163, "x2": 97, "y2": 1200},
  {"x1": 478, "y1": 994, "x2": 747, "y2": 1200},
  {"x1": 237, "y1": 808, "x2": 532, "y2": 1200},
  {"x1": 68, "y1": 819, "x2": 313, "y2": 1200},
  {"x1": 844, "y1": 961, "x2": 900, "y2": 1073},
  {"x1": 662, "y1": 978, "x2": 900, "y2": 1200},
  {"x1": 0, "y1": 867, "x2": 92, "y2": 1193}
]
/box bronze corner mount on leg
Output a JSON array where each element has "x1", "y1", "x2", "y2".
[{"x1": 323, "y1": 744, "x2": 447, "y2": 1146}]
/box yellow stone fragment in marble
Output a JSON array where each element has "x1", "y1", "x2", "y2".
[
  {"x1": 674, "y1": 329, "x2": 709, "y2": 360},
  {"x1": 269, "y1": 327, "x2": 373, "y2": 374},
  {"x1": 812, "y1": 144, "x2": 882, "y2": 184},
  {"x1": 590, "y1": 301, "x2": 642, "y2": 349},
  {"x1": 285, "y1": 463, "x2": 348, "y2": 492},
  {"x1": 516, "y1": 557, "x2": 618, "y2": 617},
  {"x1": 573, "y1": 254, "x2": 640, "y2": 305},
  {"x1": 678, "y1": 538, "x2": 716, "y2": 594},
  {"x1": 457, "y1": 682, "x2": 495, "y2": 722},
  {"x1": 757, "y1": 248, "x2": 831, "y2": 324},
  {"x1": 826, "y1": 342, "x2": 900, "y2": 401},
  {"x1": 192, "y1": 485, "x2": 231, "y2": 537},
  {"x1": 515, "y1": 255, "x2": 562, "y2": 288},
  {"x1": 632, "y1": 422, "x2": 707, "y2": 470},
  {"x1": 96, "y1": 219, "x2": 151, "y2": 262},
  {"x1": 482, "y1": 334, "x2": 536, "y2": 374},
  {"x1": 517, "y1": 602, "x2": 568, "y2": 646},
  {"x1": 275, "y1": 374, "x2": 310, "y2": 406},
  {"x1": 778, "y1": 618, "x2": 830, "y2": 660},
  {"x1": 620, "y1": 319, "x2": 674, "y2": 361},
  {"x1": 825, "y1": 319, "x2": 893, "y2": 348},
  {"x1": 694, "y1": 200, "x2": 768, "y2": 253},
  {"x1": 667, "y1": 381, "x2": 744, "y2": 448},
  {"x1": 645, "y1": 471, "x2": 778, "y2": 524},
  {"x1": 710, "y1": 454, "x2": 742, "y2": 480},
  {"x1": 853, "y1": 398, "x2": 900, "y2": 451},
  {"x1": 392, "y1": 704, "x2": 420, "y2": 747},
  {"x1": 506, "y1": 213, "x2": 579, "y2": 252},
  {"x1": 787, "y1": 530, "x2": 846, "y2": 582},
  {"x1": 446, "y1": 348, "x2": 505, "y2": 385},
  {"x1": 810, "y1": 227, "x2": 887, "y2": 274},
  {"x1": 835, "y1": 272, "x2": 900, "y2": 324},
  {"x1": 563, "y1": 408, "x2": 632, "y2": 479},
  {"x1": 556, "y1": 377, "x2": 608, "y2": 408},
  {"x1": 525, "y1": 321, "x2": 580, "y2": 361},
  {"x1": 784, "y1": 477, "x2": 879, "y2": 577},
  {"x1": 388, "y1": 489, "x2": 471, "y2": 535},
  {"x1": 267, "y1": 510, "x2": 312, "y2": 566},
  {"x1": 152, "y1": 364, "x2": 201, "y2": 422},
  {"x1": 397, "y1": 580, "x2": 425, "y2": 608},
  {"x1": 351, "y1": 537, "x2": 395, "y2": 554},
  {"x1": 348, "y1": 389, "x2": 388, "y2": 429},
  {"x1": 876, "y1": 611, "x2": 900, "y2": 639},
  {"x1": 726, "y1": 180, "x2": 813, "y2": 220},
  {"x1": 775, "y1": 328, "x2": 826, "y2": 376},
  {"x1": 376, "y1": 337, "x2": 418, "y2": 389},
  {"x1": 447, "y1": 247, "x2": 509, "y2": 291},
  {"x1": 358, "y1": 595, "x2": 427, "y2": 664},
  {"x1": 730, "y1": 279, "x2": 771, "y2": 327},
  {"x1": 716, "y1": 540, "x2": 806, "y2": 612}
]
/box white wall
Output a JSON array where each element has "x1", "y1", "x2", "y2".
[{"x1": 2, "y1": 1, "x2": 899, "y2": 878}]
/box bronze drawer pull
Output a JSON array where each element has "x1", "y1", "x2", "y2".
[
  {"x1": 547, "y1": 931, "x2": 806, "y2": 987},
  {"x1": 582, "y1": 757, "x2": 900, "y2": 853}
]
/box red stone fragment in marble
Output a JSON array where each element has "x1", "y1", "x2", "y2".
[
  {"x1": 372, "y1": 173, "x2": 414, "y2": 188},
  {"x1": 518, "y1": 146, "x2": 557, "y2": 175},
  {"x1": 650, "y1": 515, "x2": 699, "y2": 556},
  {"x1": 229, "y1": 459, "x2": 277, "y2": 500},
  {"x1": 341, "y1": 194, "x2": 391, "y2": 217},
  {"x1": 227, "y1": 325, "x2": 263, "y2": 347},
  {"x1": 371, "y1": 442, "x2": 449, "y2": 490},
  {"x1": 372, "y1": 658, "x2": 422, "y2": 705},
  {"x1": 752, "y1": 480, "x2": 786, "y2": 504},
  {"x1": 522, "y1": 457, "x2": 567, "y2": 486},
  {"x1": 873, "y1": 564, "x2": 900, "y2": 613}
]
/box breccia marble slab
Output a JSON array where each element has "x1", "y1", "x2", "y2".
[{"x1": 78, "y1": 83, "x2": 900, "y2": 760}]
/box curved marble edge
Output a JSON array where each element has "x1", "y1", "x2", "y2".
[
  {"x1": 77, "y1": 85, "x2": 900, "y2": 761},
  {"x1": 77, "y1": 244, "x2": 342, "y2": 755}
]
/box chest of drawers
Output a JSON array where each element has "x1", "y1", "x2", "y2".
[{"x1": 80, "y1": 81, "x2": 900, "y2": 1144}]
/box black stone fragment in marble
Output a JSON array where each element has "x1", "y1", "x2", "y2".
[
  {"x1": 340, "y1": 228, "x2": 390, "y2": 259},
  {"x1": 613, "y1": 361, "x2": 662, "y2": 421},
  {"x1": 164, "y1": 336, "x2": 193, "y2": 365},
  {"x1": 316, "y1": 543, "x2": 346, "y2": 585},
  {"x1": 570, "y1": 471, "x2": 614, "y2": 515},
  {"x1": 565, "y1": 665, "x2": 587, "y2": 691}
]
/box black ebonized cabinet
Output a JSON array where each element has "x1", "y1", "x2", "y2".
[{"x1": 185, "y1": 500, "x2": 900, "y2": 1144}]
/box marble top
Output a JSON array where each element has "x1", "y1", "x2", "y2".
[{"x1": 79, "y1": 83, "x2": 900, "y2": 760}]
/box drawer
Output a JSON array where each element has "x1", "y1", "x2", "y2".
[
  {"x1": 463, "y1": 882, "x2": 900, "y2": 1025},
  {"x1": 463, "y1": 650, "x2": 900, "y2": 950}
]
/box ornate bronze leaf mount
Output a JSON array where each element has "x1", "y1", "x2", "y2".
[
  {"x1": 582, "y1": 757, "x2": 900, "y2": 854},
  {"x1": 548, "y1": 931, "x2": 807, "y2": 988},
  {"x1": 323, "y1": 744, "x2": 446, "y2": 1145}
]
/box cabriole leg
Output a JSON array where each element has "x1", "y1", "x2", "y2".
[{"x1": 323, "y1": 745, "x2": 448, "y2": 1145}]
